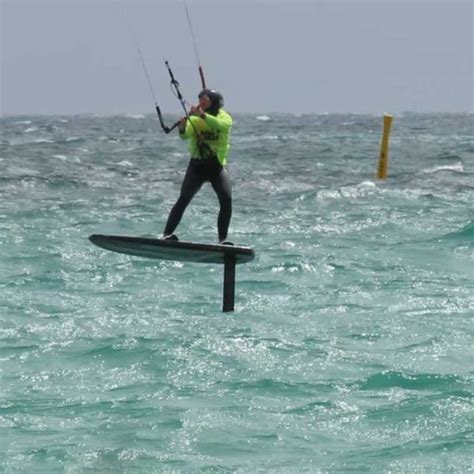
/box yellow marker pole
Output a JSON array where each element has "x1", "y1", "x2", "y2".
[{"x1": 376, "y1": 114, "x2": 393, "y2": 179}]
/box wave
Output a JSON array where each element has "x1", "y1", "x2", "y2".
[
  {"x1": 440, "y1": 221, "x2": 474, "y2": 241},
  {"x1": 359, "y1": 371, "x2": 462, "y2": 391},
  {"x1": 436, "y1": 152, "x2": 464, "y2": 162}
]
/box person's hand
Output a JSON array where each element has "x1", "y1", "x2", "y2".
[
  {"x1": 190, "y1": 105, "x2": 205, "y2": 118},
  {"x1": 178, "y1": 116, "x2": 187, "y2": 132}
]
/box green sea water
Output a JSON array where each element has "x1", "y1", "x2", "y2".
[{"x1": 1, "y1": 113, "x2": 473, "y2": 472}]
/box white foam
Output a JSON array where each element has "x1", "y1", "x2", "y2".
[
  {"x1": 234, "y1": 134, "x2": 282, "y2": 144},
  {"x1": 115, "y1": 147, "x2": 137, "y2": 153},
  {"x1": 24, "y1": 127, "x2": 39, "y2": 133},
  {"x1": 257, "y1": 115, "x2": 271, "y2": 121},
  {"x1": 53, "y1": 154, "x2": 68, "y2": 161},
  {"x1": 117, "y1": 160, "x2": 133, "y2": 167},
  {"x1": 422, "y1": 163, "x2": 464, "y2": 174},
  {"x1": 317, "y1": 181, "x2": 377, "y2": 201}
]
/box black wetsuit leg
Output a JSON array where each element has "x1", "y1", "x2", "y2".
[
  {"x1": 210, "y1": 167, "x2": 232, "y2": 242},
  {"x1": 163, "y1": 161, "x2": 203, "y2": 236}
]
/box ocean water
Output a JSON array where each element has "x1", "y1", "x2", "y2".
[{"x1": 1, "y1": 112, "x2": 473, "y2": 472}]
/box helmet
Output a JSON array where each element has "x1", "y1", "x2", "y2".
[{"x1": 198, "y1": 89, "x2": 224, "y2": 114}]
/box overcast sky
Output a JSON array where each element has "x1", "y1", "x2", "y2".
[{"x1": 1, "y1": 0, "x2": 472, "y2": 115}]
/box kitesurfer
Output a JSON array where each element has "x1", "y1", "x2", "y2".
[{"x1": 163, "y1": 89, "x2": 233, "y2": 244}]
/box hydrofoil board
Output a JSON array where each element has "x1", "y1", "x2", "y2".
[{"x1": 89, "y1": 234, "x2": 255, "y2": 265}]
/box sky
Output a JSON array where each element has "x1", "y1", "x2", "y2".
[{"x1": 1, "y1": 0, "x2": 472, "y2": 115}]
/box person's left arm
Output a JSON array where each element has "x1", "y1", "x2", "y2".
[{"x1": 201, "y1": 110, "x2": 232, "y2": 133}]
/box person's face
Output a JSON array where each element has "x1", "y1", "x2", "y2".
[{"x1": 199, "y1": 95, "x2": 211, "y2": 111}]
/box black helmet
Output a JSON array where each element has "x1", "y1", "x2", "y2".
[{"x1": 198, "y1": 89, "x2": 223, "y2": 115}]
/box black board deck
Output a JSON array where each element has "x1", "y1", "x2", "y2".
[{"x1": 89, "y1": 234, "x2": 255, "y2": 264}]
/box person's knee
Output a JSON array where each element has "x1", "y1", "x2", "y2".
[
  {"x1": 218, "y1": 193, "x2": 232, "y2": 207},
  {"x1": 177, "y1": 192, "x2": 194, "y2": 207}
]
